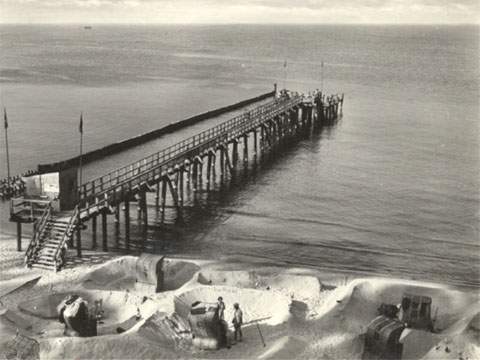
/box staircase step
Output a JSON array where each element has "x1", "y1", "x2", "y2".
[
  {"x1": 43, "y1": 239, "x2": 63, "y2": 244},
  {"x1": 51, "y1": 220, "x2": 71, "y2": 225},
  {"x1": 41, "y1": 231, "x2": 64, "y2": 236},
  {"x1": 34, "y1": 258, "x2": 56, "y2": 265},
  {"x1": 43, "y1": 244, "x2": 61, "y2": 249},
  {"x1": 31, "y1": 263, "x2": 56, "y2": 271},
  {"x1": 38, "y1": 250, "x2": 57, "y2": 256}
]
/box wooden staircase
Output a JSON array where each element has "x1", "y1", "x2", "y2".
[{"x1": 25, "y1": 205, "x2": 78, "y2": 271}]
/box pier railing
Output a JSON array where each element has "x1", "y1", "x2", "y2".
[
  {"x1": 79, "y1": 96, "x2": 303, "y2": 198},
  {"x1": 78, "y1": 95, "x2": 303, "y2": 215},
  {"x1": 10, "y1": 197, "x2": 52, "y2": 223}
]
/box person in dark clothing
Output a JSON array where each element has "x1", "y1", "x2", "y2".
[{"x1": 232, "y1": 303, "x2": 243, "y2": 342}]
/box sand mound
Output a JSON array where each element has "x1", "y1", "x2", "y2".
[
  {"x1": 312, "y1": 278, "x2": 477, "y2": 332},
  {"x1": 175, "y1": 285, "x2": 292, "y2": 326},
  {"x1": 39, "y1": 331, "x2": 181, "y2": 360},
  {"x1": 82, "y1": 256, "x2": 200, "y2": 292},
  {"x1": 419, "y1": 311, "x2": 480, "y2": 360}
]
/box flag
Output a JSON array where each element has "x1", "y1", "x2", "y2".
[
  {"x1": 79, "y1": 112, "x2": 83, "y2": 134},
  {"x1": 283, "y1": 60, "x2": 287, "y2": 68},
  {"x1": 3, "y1": 108, "x2": 7, "y2": 129}
]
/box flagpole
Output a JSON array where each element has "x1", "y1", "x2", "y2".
[
  {"x1": 321, "y1": 60, "x2": 324, "y2": 93},
  {"x1": 78, "y1": 113, "x2": 83, "y2": 197},
  {"x1": 283, "y1": 60, "x2": 287, "y2": 90},
  {"x1": 3, "y1": 108, "x2": 11, "y2": 194}
]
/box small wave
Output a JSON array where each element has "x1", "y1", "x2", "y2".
[{"x1": 225, "y1": 208, "x2": 480, "y2": 250}]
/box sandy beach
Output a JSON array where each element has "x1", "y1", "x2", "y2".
[{"x1": 1, "y1": 236, "x2": 478, "y2": 360}]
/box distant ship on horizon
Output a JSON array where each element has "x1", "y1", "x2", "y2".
[{"x1": 84, "y1": 26, "x2": 92, "y2": 30}]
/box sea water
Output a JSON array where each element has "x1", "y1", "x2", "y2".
[{"x1": 0, "y1": 25, "x2": 478, "y2": 287}]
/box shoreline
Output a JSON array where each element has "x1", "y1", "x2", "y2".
[{"x1": 1, "y1": 232, "x2": 478, "y2": 291}]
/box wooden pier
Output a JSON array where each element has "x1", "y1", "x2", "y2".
[{"x1": 10, "y1": 88, "x2": 343, "y2": 271}]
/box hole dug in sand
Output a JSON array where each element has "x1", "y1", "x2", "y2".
[
  {"x1": 16, "y1": 289, "x2": 158, "y2": 339},
  {"x1": 175, "y1": 285, "x2": 292, "y2": 327},
  {"x1": 82, "y1": 256, "x2": 200, "y2": 292}
]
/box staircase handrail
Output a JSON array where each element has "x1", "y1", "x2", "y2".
[
  {"x1": 25, "y1": 202, "x2": 52, "y2": 265},
  {"x1": 53, "y1": 205, "x2": 79, "y2": 271}
]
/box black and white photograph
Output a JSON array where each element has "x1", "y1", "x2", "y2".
[{"x1": 0, "y1": 1, "x2": 478, "y2": 359}]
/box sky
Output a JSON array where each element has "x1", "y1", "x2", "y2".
[{"x1": 0, "y1": 0, "x2": 479, "y2": 24}]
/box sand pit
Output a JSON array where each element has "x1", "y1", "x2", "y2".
[
  {"x1": 175, "y1": 285, "x2": 292, "y2": 327},
  {"x1": 83, "y1": 256, "x2": 200, "y2": 292},
  {"x1": 197, "y1": 270, "x2": 323, "y2": 312}
]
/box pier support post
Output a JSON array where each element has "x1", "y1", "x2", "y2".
[
  {"x1": 155, "y1": 183, "x2": 160, "y2": 212},
  {"x1": 243, "y1": 135, "x2": 248, "y2": 164},
  {"x1": 198, "y1": 159, "x2": 203, "y2": 189},
  {"x1": 253, "y1": 129, "x2": 258, "y2": 156},
  {"x1": 186, "y1": 162, "x2": 191, "y2": 188},
  {"x1": 161, "y1": 177, "x2": 167, "y2": 221},
  {"x1": 124, "y1": 201, "x2": 130, "y2": 251},
  {"x1": 206, "y1": 154, "x2": 212, "y2": 189},
  {"x1": 178, "y1": 168, "x2": 184, "y2": 208},
  {"x1": 114, "y1": 204, "x2": 120, "y2": 248},
  {"x1": 166, "y1": 176, "x2": 181, "y2": 220},
  {"x1": 16, "y1": 222, "x2": 22, "y2": 252},
  {"x1": 211, "y1": 153, "x2": 216, "y2": 184},
  {"x1": 140, "y1": 191, "x2": 148, "y2": 245},
  {"x1": 137, "y1": 201, "x2": 142, "y2": 224},
  {"x1": 220, "y1": 148, "x2": 225, "y2": 179},
  {"x1": 91, "y1": 216, "x2": 97, "y2": 249},
  {"x1": 191, "y1": 161, "x2": 197, "y2": 192},
  {"x1": 232, "y1": 140, "x2": 238, "y2": 169},
  {"x1": 102, "y1": 211, "x2": 108, "y2": 252},
  {"x1": 76, "y1": 226, "x2": 82, "y2": 258}
]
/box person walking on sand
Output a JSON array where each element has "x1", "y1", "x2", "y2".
[{"x1": 232, "y1": 303, "x2": 243, "y2": 342}]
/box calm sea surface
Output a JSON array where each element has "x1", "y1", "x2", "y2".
[{"x1": 0, "y1": 25, "x2": 478, "y2": 287}]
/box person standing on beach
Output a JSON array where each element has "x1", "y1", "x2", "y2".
[
  {"x1": 232, "y1": 303, "x2": 243, "y2": 342},
  {"x1": 217, "y1": 297, "x2": 225, "y2": 321},
  {"x1": 217, "y1": 296, "x2": 229, "y2": 347}
]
